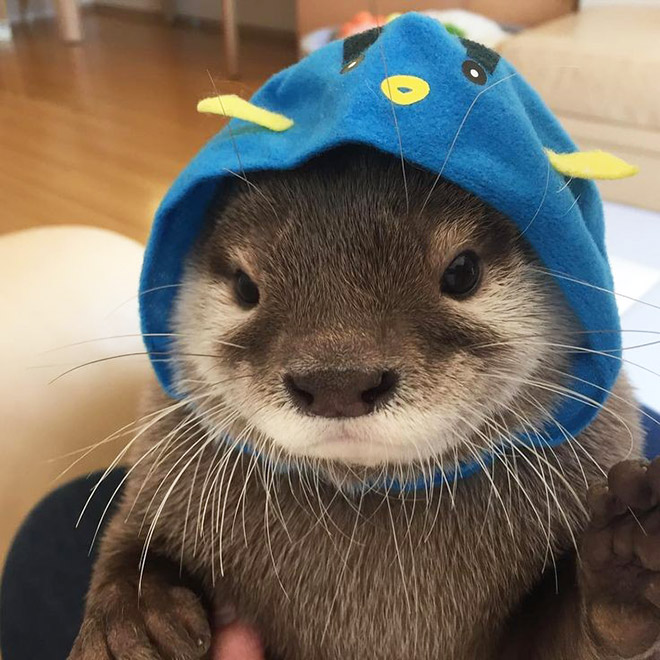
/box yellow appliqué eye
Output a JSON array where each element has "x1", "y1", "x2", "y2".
[{"x1": 380, "y1": 75, "x2": 430, "y2": 106}]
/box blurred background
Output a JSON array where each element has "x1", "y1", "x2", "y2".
[{"x1": 1, "y1": 0, "x2": 659, "y2": 586}]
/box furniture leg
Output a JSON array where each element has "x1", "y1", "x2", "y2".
[
  {"x1": 222, "y1": 0, "x2": 239, "y2": 79},
  {"x1": 54, "y1": 0, "x2": 83, "y2": 43}
]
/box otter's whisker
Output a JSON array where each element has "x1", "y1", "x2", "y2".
[
  {"x1": 521, "y1": 391, "x2": 590, "y2": 490},
  {"x1": 132, "y1": 406, "x2": 215, "y2": 525},
  {"x1": 419, "y1": 71, "x2": 517, "y2": 217},
  {"x1": 231, "y1": 429, "x2": 265, "y2": 545},
  {"x1": 319, "y1": 483, "x2": 365, "y2": 645},
  {"x1": 460, "y1": 418, "x2": 516, "y2": 541},
  {"x1": 41, "y1": 332, "x2": 185, "y2": 355},
  {"x1": 483, "y1": 371, "x2": 635, "y2": 450},
  {"x1": 218, "y1": 423, "x2": 259, "y2": 575},
  {"x1": 505, "y1": 436, "x2": 584, "y2": 561},
  {"x1": 520, "y1": 156, "x2": 551, "y2": 236},
  {"x1": 475, "y1": 406, "x2": 559, "y2": 557},
  {"x1": 542, "y1": 364, "x2": 658, "y2": 430},
  {"x1": 199, "y1": 417, "x2": 244, "y2": 546},
  {"x1": 47, "y1": 348, "x2": 247, "y2": 384},
  {"x1": 206, "y1": 70, "x2": 248, "y2": 179},
  {"x1": 137, "y1": 421, "x2": 212, "y2": 532},
  {"x1": 384, "y1": 480, "x2": 413, "y2": 618},
  {"x1": 371, "y1": 8, "x2": 409, "y2": 215},
  {"x1": 49, "y1": 397, "x2": 188, "y2": 481},
  {"x1": 532, "y1": 265, "x2": 660, "y2": 314},
  {"x1": 105, "y1": 283, "x2": 183, "y2": 319},
  {"x1": 87, "y1": 432, "x2": 174, "y2": 554},
  {"x1": 88, "y1": 401, "x2": 213, "y2": 556},
  {"x1": 138, "y1": 436, "x2": 214, "y2": 596},
  {"x1": 195, "y1": 441, "x2": 224, "y2": 556},
  {"x1": 222, "y1": 167, "x2": 283, "y2": 226},
  {"x1": 180, "y1": 439, "x2": 209, "y2": 575},
  {"x1": 261, "y1": 446, "x2": 290, "y2": 601},
  {"x1": 76, "y1": 395, "x2": 204, "y2": 530}
]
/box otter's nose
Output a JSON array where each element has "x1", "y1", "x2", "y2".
[{"x1": 284, "y1": 369, "x2": 398, "y2": 418}]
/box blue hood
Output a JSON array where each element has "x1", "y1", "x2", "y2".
[{"x1": 140, "y1": 13, "x2": 635, "y2": 488}]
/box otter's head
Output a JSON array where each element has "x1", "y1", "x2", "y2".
[{"x1": 172, "y1": 146, "x2": 575, "y2": 479}]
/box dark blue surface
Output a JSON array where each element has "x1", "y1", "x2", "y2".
[
  {"x1": 643, "y1": 406, "x2": 660, "y2": 460},
  {"x1": 0, "y1": 470, "x2": 127, "y2": 660}
]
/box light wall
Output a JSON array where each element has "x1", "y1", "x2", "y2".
[
  {"x1": 6, "y1": 0, "x2": 90, "y2": 23},
  {"x1": 8, "y1": 0, "x2": 583, "y2": 33},
  {"x1": 97, "y1": 0, "x2": 296, "y2": 32},
  {"x1": 7, "y1": 0, "x2": 295, "y2": 30},
  {"x1": 297, "y1": 0, "x2": 577, "y2": 36},
  {"x1": 0, "y1": 0, "x2": 10, "y2": 41},
  {"x1": 581, "y1": 0, "x2": 660, "y2": 5},
  {"x1": 98, "y1": 0, "x2": 295, "y2": 30}
]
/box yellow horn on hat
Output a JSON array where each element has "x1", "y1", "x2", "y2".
[
  {"x1": 544, "y1": 148, "x2": 638, "y2": 180},
  {"x1": 197, "y1": 95, "x2": 294, "y2": 132}
]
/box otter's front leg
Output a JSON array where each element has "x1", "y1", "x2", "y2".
[
  {"x1": 580, "y1": 459, "x2": 660, "y2": 659},
  {"x1": 68, "y1": 513, "x2": 212, "y2": 660}
]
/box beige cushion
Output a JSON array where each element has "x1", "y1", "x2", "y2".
[
  {"x1": 0, "y1": 226, "x2": 155, "y2": 566},
  {"x1": 500, "y1": 6, "x2": 660, "y2": 131},
  {"x1": 499, "y1": 6, "x2": 660, "y2": 211}
]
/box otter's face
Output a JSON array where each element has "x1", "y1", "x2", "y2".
[{"x1": 173, "y1": 147, "x2": 573, "y2": 470}]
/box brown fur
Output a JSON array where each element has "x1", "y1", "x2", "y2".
[{"x1": 70, "y1": 147, "x2": 657, "y2": 660}]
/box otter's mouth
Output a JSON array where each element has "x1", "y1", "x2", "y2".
[{"x1": 261, "y1": 413, "x2": 444, "y2": 467}]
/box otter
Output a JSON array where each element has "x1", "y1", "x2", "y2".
[{"x1": 68, "y1": 146, "x2": 660, "y2": 660}]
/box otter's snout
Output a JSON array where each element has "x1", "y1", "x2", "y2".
[{"x1": 284, "y1": 369, "x2": 398, "y2": 418}]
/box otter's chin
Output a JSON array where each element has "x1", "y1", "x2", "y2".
[
  {"x1": 300, "y1": 439, "x2": 414, "y2": 466},
  {"x1": 267, "y1": 424, "x2": 436, "y2": 467},
  {"x1": 244, "y1": 406, "x2": 469, "y2": 468}
]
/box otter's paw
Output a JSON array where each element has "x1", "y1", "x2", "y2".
[
  {"x1": 582, "y1": 459, "x2": 660, "y2": 659},
  {"x1": 69, "y1": 580, "x2": 211, "y2": 660}
]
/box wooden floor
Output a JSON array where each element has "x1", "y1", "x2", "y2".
[{"x1": 0, "y1": 8, "x2": 297, "y2": 242}]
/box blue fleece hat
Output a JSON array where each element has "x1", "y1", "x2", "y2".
[{"x1": 140, "y1": 13, "x2": 637, "y2": 486}]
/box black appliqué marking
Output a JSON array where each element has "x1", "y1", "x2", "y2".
[
  {"x1": 459, "y1": 38, "x2": 501, "y2": 75},
  {"x1": 462, "y1": 60, "x2": 487, "y2": 85},
  {"x1": 341, "y1": 27, "x2": 383, "y2": 73}
]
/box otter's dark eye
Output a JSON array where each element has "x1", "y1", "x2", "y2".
[
  {"x1": 461, "y1": 60, "x2": 487, "y2": 85},
  {"x1": 441, "y1": 251, "x2": 481, "y2": 298},
  {"x1": 234, "y1": 270, "x2": 260, "y2": 307}
]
